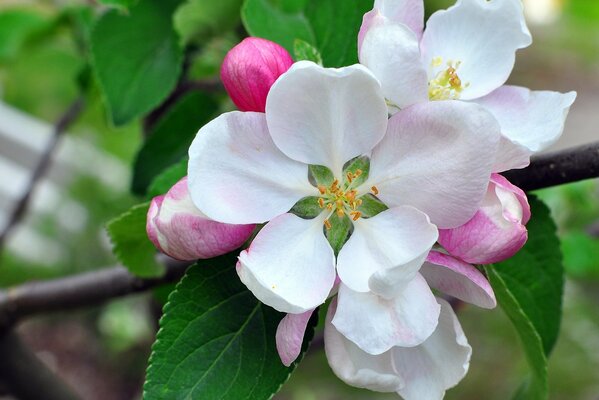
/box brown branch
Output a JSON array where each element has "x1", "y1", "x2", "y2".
[
  {"x1": 0, "y1": 97, "x2": 85, "y2": 251},
  {"x1": 0, "y1": 258, "x2": 190, "y2": 331},
  {"x1": 504, "y1": 141, "x2": 599, "y2": 191},
  {"x1": 0, "y1": 331, "x2": 81, "y2": 400}
]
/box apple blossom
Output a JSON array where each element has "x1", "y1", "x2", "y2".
[
  {"x1": 146, "y1": 177, "x2": 255, "y2": 261},
  {"x1": 188, "y1": 61, "x2": 501, "y2": 357},
  {"x1": 438, "y1": 173, "x2": 531, "y2": 264},
  {"x1": 358, "y1": 0, "x2": 576, "y2": 171},
  {"x1": 220, "y1": 37, "x2": 294, "y2": 112}
]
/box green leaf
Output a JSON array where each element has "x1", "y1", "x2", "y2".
[
  {"x1": 326, "y1": 214, "x2": 352, "y2": 256},
  {"x1": 289, "y1": 196, "x2": 322, "y2": 219},
  {"x1": 107, "y1": 202, "x2": 165, "y2": 278},
  {"x1": 144, "y1": 258, "x2": 316, "y2": 399},
  {"x1": 132, "y1": 91, "x2": 218, "y2": 195},
  {"x1": 90, "y1": 0, "x2": 183, "y2": 125},
  {"x1": 485, "y1": 196, "x2": 564, "y2": 400},
  {"x1": 147, "y1": 158, "x2": 188, "y2": 198},
  {"x1": 174, "y1": 0, "x2": 243, "y2": 44},
  {"x1": 0, "y1": 9, "x2": 49, "y2": 62},
  {"x1": 242, "y1": 0, "x2": 371, "y2": 67},
  {"x1": 242, "y1": 0, "x2": 314, "y2": 56},
  {"x1": 293, "y1": 38, "x2": 322, "y2": 64},
  {"x1": 97, "y1": 0, "x2": 138, "y2": 9},
  {"x1": 303, "y1": 0, "x2": 371, "y2": 67}
]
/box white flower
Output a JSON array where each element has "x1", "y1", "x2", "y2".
[
  {"x1": 359, "y1": 0, "x2": 576, "y2": 171},
  {"x1": 188, "y1": 61, "x2": 500, "y2": 355}
]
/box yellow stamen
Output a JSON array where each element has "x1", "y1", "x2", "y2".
[
  {"x1": 324, "y1": 219, "x2": 332, "y2": 230},
  {"x1": 350, "y1": 211, "x2": 362, "y2": 221},
  {"x1": 336, "y1": 209, "x2": 345, "y2": 217},
  {"x1": 371, "y1": 185, "x2": 379, "y2": 195},
  {"x1": 318, "y1": 198, "x2": 325, "y2": 208}
]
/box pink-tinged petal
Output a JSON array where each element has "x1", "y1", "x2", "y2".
[
  {"x1": 474, "y1": 85, "x2": 577, "y2": 170},
  {"x1": 333, "y1": 278, "x2": 440, "y2": 355},
  {"x1": 276, "y1": 310, "x2": 314, "y2": 367},
  {"x1": 359, "y1": 15, "x2": 428, "y2": 110},
  {"x1": 324, "y1": 299, "x2": 403, "y2": 393},
  {"x1": 438, "y1": 174, "x2": 530, "y2": 264},
  {"x1": 373, "y1": 0, "x2": 424, "y2": 38},
  {"x1": 393, "y1": 298, "x2": 471, "y2": 400},
  {"x1": 188, "y1": 112, "x2": 314, "y2": 225},
  {"x1": 237, "y1": 213, "x2": 336, "y2": 314},
  {"x1": 421, "y1": 251, "x2": 496, "y2": 309},
  {"x1": 266, "y1": 61, "x2": 388, "y2": 176},
  {"x1": 421, "y1": 0, "x2": 532, "y2": 100},
  {"x1": 368, "y1": 101, "x2": 500, "y2": 228},
  {"x1": 337, "y1": 206, "x2": 437, "y2": 296},
  {"x1": 221, "y1": 37, "x2": 293, "y2": 112},
  {"x1": 147, "y1": 195, "x2": 165, "y2": 253},
  {"x1": 492, "y1": 173, "x2": 530, "y2": 224},
  {"x1": 147, "y1": 177, "x2": 255, "y2": 261}
]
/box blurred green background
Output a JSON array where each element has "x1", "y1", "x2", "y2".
[{"x1": 0, "y1": 0, "x2": 597, "y2": 399}]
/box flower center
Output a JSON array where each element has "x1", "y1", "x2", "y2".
[
  {"x1": 316, "y1": 169, "x2": 379, "y2": 229},
  {"x1": 428, "y1": 57, "x2": 469, "y2": 101}
]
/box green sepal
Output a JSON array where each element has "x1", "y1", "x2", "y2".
[
  {"x1": 289, "y1": 196, "x2": 323, "y2": 219},
  {"x1": 326, "y1": 214, "x2": 353, "y2": 256},
  {"x1": 358, "y1": 194, "x2": 388, "y2": 218}
]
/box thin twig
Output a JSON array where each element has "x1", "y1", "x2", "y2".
[
  {"x1": 0, "y1": 330, "x2": 81, "y2": 400},
  {"x1": 504, "y1": 141, "x2": 599, "y2": 191},
  {"x1": 0, "y1": 97, "x2": 85, "y2": 251},
  {"x1": 0, "y1": 259, "x2": 190, "y2": 331}
]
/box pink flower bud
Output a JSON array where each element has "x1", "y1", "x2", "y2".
[
  {"x1": 146, "y1": 177, "x2": 255, "y2": 261},
  {"x1": 220, "y1": 37, "x2": 294, "y2": 112},
  {"x1": 438, "y1": 174, "x2": 531, "y2": 264}
]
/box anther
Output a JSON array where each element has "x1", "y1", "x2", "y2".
[
  {"x1": 346, "y1": 172, "x2": 353, "y2": 183},
  {"x1": 350, "y1": 211, "x2": 362, "y2": 221},
  {"x1": 355, "y1": 169, "x2": 362, "y2": 177},
  {"x1": 318, "y1": 185, "x2": 326, "y2": 195},
  {"x1": 371, "y1": 185, "x2": 379, "y2": 195},
  {"x1": 336, "y1": 209, "x2": 345, "y2": 217},
  {"x1": 318, "y1": 198, "x2": 325, "y2": 208},
  {"x1": 324, "y1": 219, "x2": 332, "y2": 230}
]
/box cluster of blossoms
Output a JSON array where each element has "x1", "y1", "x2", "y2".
[{"x1": 147, "y1": 0, "x2": 575, "y2": 398}]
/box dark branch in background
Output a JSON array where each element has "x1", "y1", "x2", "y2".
[
  {"x1": 0, "y1": 258, "x2": 190, "y2": 331},
  {"x1": 0, "y1": 331, "x2": 81, "y2": 400},
  {"x1": 504, "y1": 141, "x2": 599, "y2": 191},
  {"x1": 142, "y1": 78, "x2": 223, "y2": 134},
  {"x1": 0, "y1": 97, "x2": 85, "y2": 252}
]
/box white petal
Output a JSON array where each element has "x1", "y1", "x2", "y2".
[
  {"x1": 374, "y1": 0, "x2": 424, "y2": 38},
  {"x1": 474, "y1": 86, "x2": 577, "y2": 170},
  {"x1": 393, "y1": 298, "x2": 471, "y2": 400},
  {"x1": 420, "y1": 251, "x2": 496, "y2": 309},
  {"x1": 188, "y1": 112, "x2": 313, "y2": 224},
  {"x1": 266, "y1": 61, "x2": 388, "y2": 176},
  {"x1": 332, "y1": 278, "x2": 440, "y2": 354},
  {"x1": 324, "y1": 299, "x2": 403, "y2": 393},
  {"x1": 360, "y1": 17, "x2": 428, "y2": 110},
  {"x1": 492, "y1": 135, "x2": 531, "y2": 173},
  {"x1": 337, "y1": 206, "x2": 437, "y2": 295},
  {"x1": 421, "y1": 0, "x2": 532, "y2": 100},
  {"x1": 237, "y1": 213, "x2": 336, "y2": 314},
  {"x1": 276, "y1": 309, "x2": 314, "y2": 367},
  {"x1": 368, "y1": 101, "x2": 500, "y2": 228}
]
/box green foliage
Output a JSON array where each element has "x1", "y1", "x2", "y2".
[
  {"x1": 90, "y1": 0, "x2": 183, "y2": 125},
  {"x1": 293, "y1": 39, "x2": 322, "y2": 64},
  {"x1": 0, "y1": 9, "x2": 49, "y2": 63},
  {"x1": 107, "y1": 202, "x2": 165, "y2": 278},
  {"x1": 147, "y1": 158, "x2": 188, "y2": 198},
  {"x1": 132, "y1": 91, "x2": 218, "y2": 195},
  {"x1": 486, "y1": 196, "x2": 564, "y2": 400},
  {"x1": 174, "y1": 0, "x2": 243, "y2": 44},
  {"x1": 97, "y1": 0, "x2": 138, "y2": 8},
  {"x1": 242, "y1": 0, "x2": 371, "y2": 67},
  {"x1": 144, "y1": 258, "x2": 316, "y2": 399}
]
